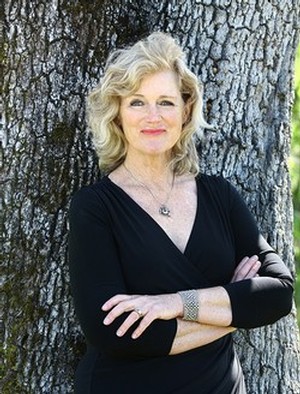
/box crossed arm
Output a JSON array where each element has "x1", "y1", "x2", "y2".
[
  {"x1": 69, "y1": 185, "x2": 293, "y2": 359},
  {"x1": 102, "y1": 256, "x2": 261, "y2": 355}
]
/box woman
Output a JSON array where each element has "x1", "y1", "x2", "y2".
[{"x1": 68, "y1": 32, "x2": 293, "y2": 393}]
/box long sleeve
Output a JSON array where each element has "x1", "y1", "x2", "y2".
[
  {"x1": 222, "y1": 179, "x2": 294, "y2": 328},
  {"x1": 68, "y1": 185, "x2": 177, "y2": 360}
]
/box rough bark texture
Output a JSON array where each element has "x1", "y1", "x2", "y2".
[{"x1": 2, "y1": 0, "x2": 300, "y2": 393}]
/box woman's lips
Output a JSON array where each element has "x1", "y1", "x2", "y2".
[{"x1": 141, "y1": 128, "x2": 165, "y2": 135}]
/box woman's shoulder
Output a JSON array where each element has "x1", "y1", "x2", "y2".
[
  {"x1": 69, "y1": 177, "x2": 111, "y2": 211},
  {"x1": 197, "y1": 173, "x2": 232, "y2": 189},
  {"x1": 196, "y1": 173, "x2": 239, "y2": 205}
]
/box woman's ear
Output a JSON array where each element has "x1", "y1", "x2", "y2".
[
  {"x1": 115, "y1": 115, "x2": 122, "y2": 127},
  {"x1": 183, "y1": 101, "x2": 192, "y2": 125}
]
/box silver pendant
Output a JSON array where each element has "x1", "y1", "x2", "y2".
[{"x1": 159, "y1": 205, "x2": 171, "y2": 217}]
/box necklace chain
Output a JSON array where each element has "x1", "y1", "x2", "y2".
[{"x1": 123, "y1": 163, "x2": 175, "y2": 217}]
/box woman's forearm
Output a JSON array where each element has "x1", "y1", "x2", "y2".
[
  {"x1": 169, "y1": 318, "x2": 236, "y2": 355},
  {"x1": 193, "y1": 286, "x2": 233, "y2": 327}
]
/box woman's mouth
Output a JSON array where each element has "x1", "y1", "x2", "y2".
[{"x1": 141, "y1": 128, "x2": 165, "y2": 135}]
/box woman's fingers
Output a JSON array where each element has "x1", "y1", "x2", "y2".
[
  {"x1": 231, "y1": 255, "x2": 261, "y2": 282},
  {"x1": 114, "y1": 309, "x2": 155, "y2": 339},
  {"x1": 132, "y1": 311, "x2": 156, "y2": 339},
  {"x1": 101, "y1": 293, "x2": 181, "y2": 338},
  {"x1": 115, "y1": 310, "x2": 144, "y2": 337},
  {"x1": 101, "y1": 294, "x2": 135, "y2": 311},
  {"x1": 102, "y1": 296, "x2": 140, "y2": 325},
  {"x1": 102, "y1": 295, "x2": 154, "y2": 338}
]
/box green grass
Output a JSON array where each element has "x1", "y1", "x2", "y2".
[
  {"x1": 291, "y1": 43, "x2": 300, "y2": 327},
  {"x1": 294, "y1": 210, "x2": 300, "y2": 327}
]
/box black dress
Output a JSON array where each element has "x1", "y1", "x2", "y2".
[{"x1": 68, "y1": 174, "x2": 293, "y2": 393}]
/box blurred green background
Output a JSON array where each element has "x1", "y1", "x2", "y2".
[{"x1": 291, "y1": 43, "x2": 300, "y2": 327}]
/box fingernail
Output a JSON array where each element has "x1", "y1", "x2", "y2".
[
  {"x1": 103, "y1": 317, "x2": 110, "y2": 325},
  {"x1": 117, "y1": 330, "x2": 123, "y2": 337}
]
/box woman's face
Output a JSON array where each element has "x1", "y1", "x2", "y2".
[{"x1": 118, "y1": 70, "x2": 188, "y2": 161}]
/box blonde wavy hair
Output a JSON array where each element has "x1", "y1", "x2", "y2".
[{"x1": 87, "y1": 32, "x2": 211, "y2": 175}]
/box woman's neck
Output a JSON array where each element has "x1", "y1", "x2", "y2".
[{"x1": 123, "y1": 154, "x2": 173, "y2": 186}]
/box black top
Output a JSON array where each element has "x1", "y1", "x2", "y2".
[{"x1": 68, "y1": 174, "x2": 293, "y2": 393}]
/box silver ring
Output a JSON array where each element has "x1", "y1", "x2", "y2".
[{"x1": 134, "y1": 308, "x2": 144, "y2": 317}]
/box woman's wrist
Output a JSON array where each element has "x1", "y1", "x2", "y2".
[
  {"x1": 177, "y1": 287, "x2": 232, "y2": 326},
  {"x1": 177, "y1": 289, "x2": 199, "y2": 321}
]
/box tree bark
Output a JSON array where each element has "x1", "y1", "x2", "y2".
[{"x1": 2, "y1": 0, "x2": 300, "y2": 392}]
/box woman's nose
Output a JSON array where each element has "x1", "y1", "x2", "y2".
[{"x1": 145, "y1": 105, "x2": 162, "y2": 121}]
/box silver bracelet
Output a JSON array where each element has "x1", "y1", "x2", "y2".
[{"x1": 178, "y1": 289, "x2": 199, "y2": 321}]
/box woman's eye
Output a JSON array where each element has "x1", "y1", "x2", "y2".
[
  {"x1": 130, "y1": 100, "x2": 144, "y2": 107},
  {"x1": 159, "y1": 100, "x2": 174, "y2": 106}
]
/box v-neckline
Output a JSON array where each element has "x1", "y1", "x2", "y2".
[{"x1": 104, "y1": 175, "x2": 200, "y2": 256}]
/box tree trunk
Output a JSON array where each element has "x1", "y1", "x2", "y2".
[{"x1": 2, "y1": 0, "x2": 300, "y2": 392}]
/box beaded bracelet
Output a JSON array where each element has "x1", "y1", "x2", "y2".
[{"x1": 178, "y1": 289, "x2": 199, "y2": 321}]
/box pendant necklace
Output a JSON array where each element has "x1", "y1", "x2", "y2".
[{"x1": 123, "y1": 163, "x2": 175, "y2": 218}]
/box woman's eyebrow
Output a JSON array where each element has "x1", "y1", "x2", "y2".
[{"x1": 130, "y1": 93, "x2": 178, "y2": 99}]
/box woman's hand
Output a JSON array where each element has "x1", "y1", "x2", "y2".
[
  {"x1": 230, "y1": 255, "x2": 261, "y2": 283},
  {"x1": 102, "y1": 293, "x2": 182, "y2": 339}
]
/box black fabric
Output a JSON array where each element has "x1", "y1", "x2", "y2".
[{"x1": 68, "y1": 174, "x2": 293, "y2": 393}]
